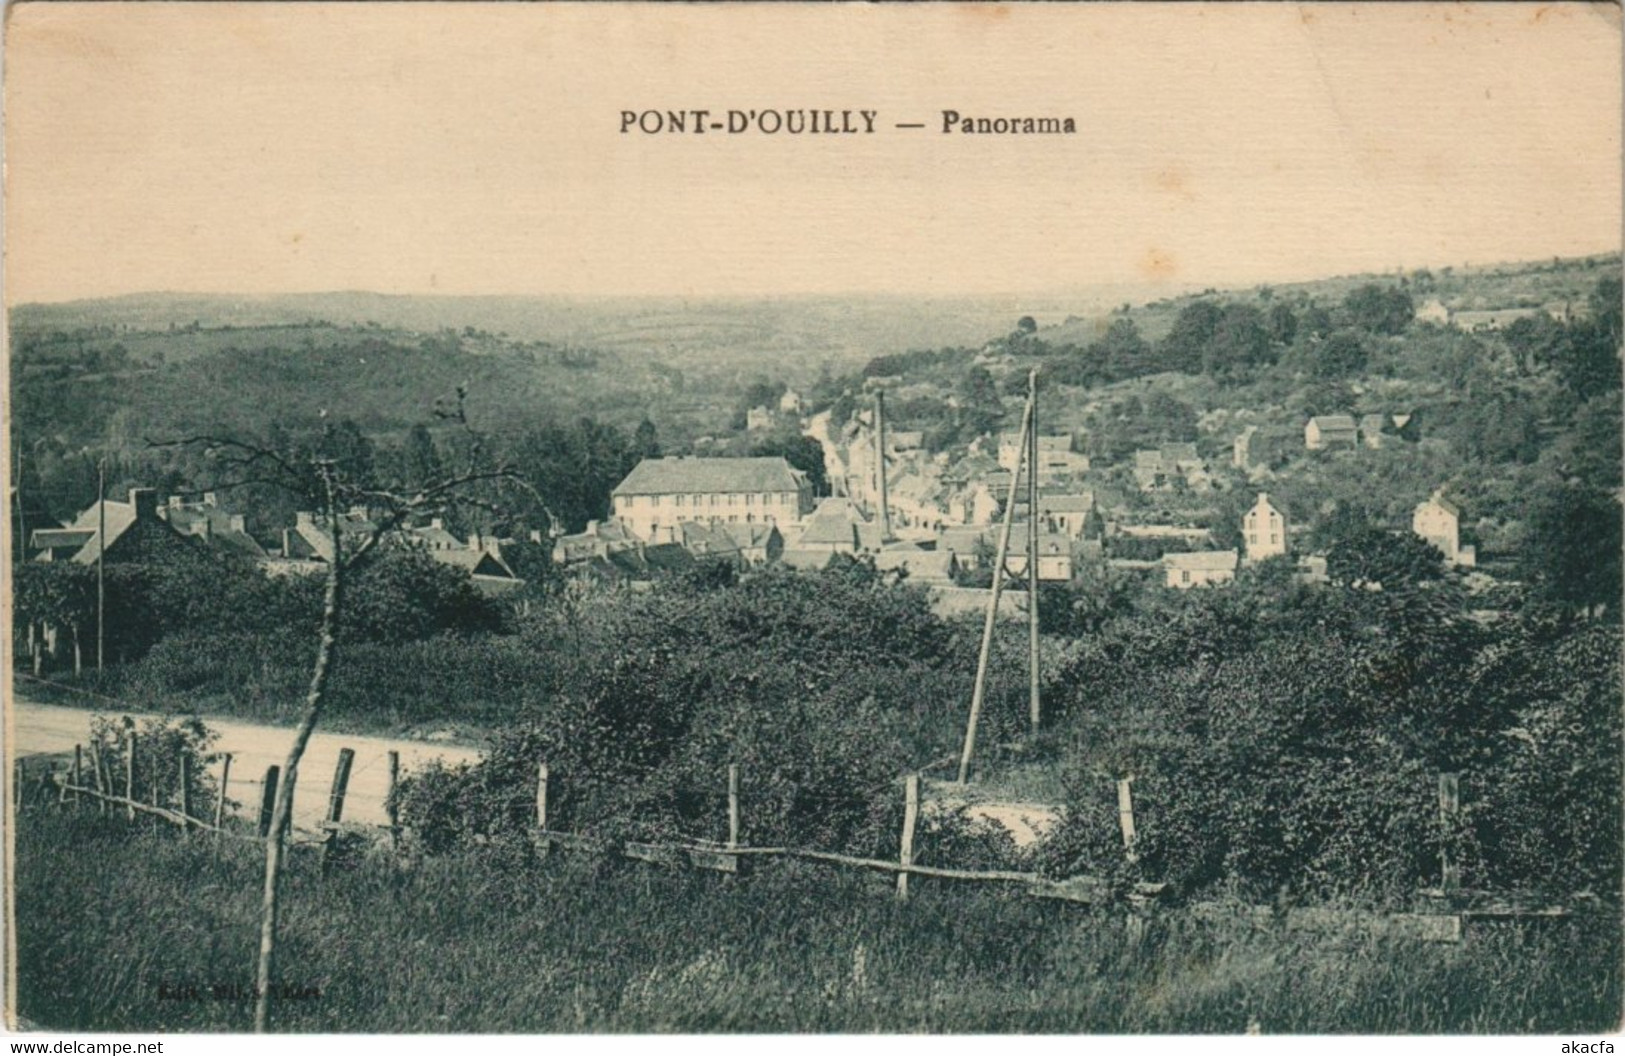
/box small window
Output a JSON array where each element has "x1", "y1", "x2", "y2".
[{"x1": 1181, "y1": 570, "x2": 1191, "y2": 584}]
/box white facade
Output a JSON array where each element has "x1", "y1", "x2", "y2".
[
  {"x1": 1413, "y1": 493, "x2": 1473, "y2": 565},
  {"x1": 1243, "y1": 493, "x2": 1287, "y2": 562}
]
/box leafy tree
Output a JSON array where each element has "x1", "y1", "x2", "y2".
[
  {"x1": 956, "y1": 366, "x2": 1006, "y2": 438},
  {"x1": 1313, "y1": 329, "x2": 1369, "y2": 378},
  {"x1": 1324, "y1": 526, "x2": 1444, "y2": 591},
  {"x1": 1159, "y1": 301, "x2": 1223, "y2": 374},
  {"x1": 1520, "y1": 483, "x2": 1622, "y2": 616},
  {"x1": 1266, "y1": 302, "x2": 1299, "y2": 346},
  {"x1": 1341, "y1": 284, "x2": 1413, "y2": 335},
  {"x1": 1016, "y1": 315, "x2": 1038, "y2": 335}
]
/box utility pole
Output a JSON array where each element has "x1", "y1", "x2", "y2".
[
  {"x1": 96, "y1": 457, "x2": 105, "y2": 671},
  {"x1": 1027, "y1": 368, "x2": 1041, "y2": 735},
  {"x1": 14, "y1": 449, "x2": 25, "y2": 560},
  {"x1": 957, "y1": 371, "x2": 1038, "y2": 785},
  {"x1": 874, "y1": 389, "x2": 892, "y2": 541}
]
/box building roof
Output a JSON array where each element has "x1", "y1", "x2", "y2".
[
  {"x1": 1309, "y1": 414, "x2": 1358, "y2": 431},
  {"x1": 798, "y1": 497, "x2": 886, "y2": 550},
  {"x1": 1421, "y1": 493, "x2": 1460, "y2": 517},
  {"x1": 873, "y1": 548, "x2": 957, "y2": 580},
  {"x1": 1039, "y1": 492, "x2": 1095, "y2": 514},
  {"x1": 612, "y1": 457, "x2": 803, "y2": 496},
  {"x1": 677, "y1": 521, "x2": 741, "y2": 555},
  {"x1": 30, "y1": 528, "x2": 96, "y2": 551},
  {"x1": 1163, "y1": 549, "x2": 1239, "y2": 572},
  {"x1": 431, "y1": 548, "x2": 518, "y2": 579},
  {"x1": 720, "y1": 522, "x2": 780, "y2": 550},
  {"x1": 1134, "y1": 449, "x2": 1166, "y2": 470},
  {"x1": 1160, "y1": 442, "x2": 1199, "y2": 463},
  {"x1": 889, "y1": 430, "x2": 924, "y2": 450},
  {"x1": 1036, "y1": 435, "x2": 1074, "y2": 452},
  {"x1": 780, "y1": 548, "x2": 837, "y2": 571}
]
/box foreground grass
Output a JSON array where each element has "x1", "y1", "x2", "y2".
[{"x1": 15, "y1": 810, "x2": 1621, "y2": 1033}]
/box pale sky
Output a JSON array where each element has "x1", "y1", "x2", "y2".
[{"x1": 4, "y1": 2, "x2": 1621, "y2": 304}]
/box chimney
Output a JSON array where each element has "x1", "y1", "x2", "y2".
[
  {"x1": 203, "y1": 491, "x2": 218, "y2": 507},
  {"x1": 430, "y1": 517, "x2": 444, "y2": 530},
  {"x1": 129, "y1": 488, "x2": 158, "y2": 521},
  {"x1": 167, "y1": 494, "x2": 184, "y2": 510},
  {"x1": 586, "y1": 519, "x2": 600, "y2": 537},
  {"x1": 229, "y1": 514, "x2": 246, "y2": 533}
]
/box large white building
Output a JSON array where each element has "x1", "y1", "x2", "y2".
[
  {"x1": 611, "y1": 456, "x2": 813, "y2": 543},
  {"x1": 1243, "y1": 493, "x2": 1287, "y2": 562},
  {"x1": 1413, "y1": 491, "x2": 1476, "y2": 567}
]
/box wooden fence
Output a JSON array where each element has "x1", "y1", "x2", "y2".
[{"x1": 14, "y1": 743, "x2": 1594, "y2": 942}]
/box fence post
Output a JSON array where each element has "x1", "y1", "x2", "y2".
[
  {"x1": 13, "y1": 758, "x2": 23, "y2": 812},
  {"x1": 897, "y1": 773, "x2": 920, "y2": 902},
  {"x1": 536, "y1": 761, "x2": 549, "y2": 831},
  {"x1": 1117, "y1": 777, "x2": 1138, "y2": 864},
  {"x1": 1439, "y1": 772, "x2": 1460, "y2": 895},
  {"x1": 179, "y1": 754, "x2": 194, "y2": 830},
  {"x1": 727, "y1": 764, "x2": 740, "y2": 851},
  {"x1": 387, "y1": 750, "x2": 401, "y2": 852},
  {"x1": 89, "y1": 741, "x2": 108, "y2": 816},
  {"x1": 124, "y1": 729, "x2": 137, "y2": 822},
  {"x1": 66, "y1": 745, "x2": 82, "y2": 805},
  {"x1": 214, "y1": 754, "x2": 233, "y2": 836},
  {"x1": 322, "y1": 749, "x2": 355, "y2": 875},
  {"x1": 258, "y1": 766, "x2": 280, "y2": 839}
]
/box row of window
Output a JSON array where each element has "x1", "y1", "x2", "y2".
[{"x1": 618, "y1": 492, "x2": 797, "y2": 509}]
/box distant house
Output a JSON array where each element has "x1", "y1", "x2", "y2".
[
  {"x1": 872, "y1": 547, "x2": 960, "y2": 584},
  {"x1": 1243, "y1": 493, "x2": 1287, "y2": 562},
  {"x1": 611, "y1": 456, "x2": 813, "y2": 543},
  {"x1": 1453, "y1": 307, "x2": 1541, "y2": 332},
  {"x1": 406, "y1": 518, "x2": 466, "y2": 553},
  {"x1": 30, "y1": 488, "x2": 193, "y2": 565},
  {"x1": 1357, "y1": 414, "x2": 1389, "y2": 450},
  {"x1": 158, "y1": 492, "x2": 267, "y2": 559},
  {"x1": 1163, "y1": 550, "x2": 1239, "y2": 589},
  {"x1": 1038, "y1": 492, "x2": 1095, "y2": 539},
  {"x1": 427, "y1": 542, "x2": 523, "y2": 595},
  {"x1": 778, "y1": 389, "x2": 804, "y2": 415},
  {"x1": 1133, "y1": 449, "x2": 1169, "y2": 491},
  {"x1": 1415, "y1": 299, "x2": 1451, "y2": 325},
  {"x1": 1233, "y1": 426, "x2": 1257, "y2": 470},
  {"x1": 793, "y1": 496, "x2": 887, "y2": 556},
  {"x1": 889, "y1": 430, "x2": 925, "y2": 453},
  {"x1": 745, "y1": 406, "x2": 775, "y2": 432},
  {"x1": 721, "y1": 522, "x2": 784, "y2": 566},
  {"x1": 1305, "y1": 415, "x2": 1358, "y2": 450},
  {"x1": 1413, "y1": 492, "x2": 1476, "y2": 567},
  {"x1": 935, "y1": 524, "x2": 1072, "y2": 581},
  {"x1": 553, "y1": 519, "x2": 641, "y2": 565},
  {"x1": 281, "y1": 508, "x2": 380, "y2": 564}
]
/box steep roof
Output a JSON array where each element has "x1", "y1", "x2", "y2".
[
  {"x1": 1039, "y1": 492, "x2": 1095, "y2": 514},
  {"x1": 1310, "y1": 414, "x2": 1358, "y2": 431},
  {"x1": 1163, "y1": 550, "x2": 1239, "y2": 572},
  {"x1": 1422, "y1": 493, "x2": 1460, "y2": 517},
  {"x1": 612, "y1": 457, "x2": 803, "y2": 496}
]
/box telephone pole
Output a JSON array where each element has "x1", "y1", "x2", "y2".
[
  {"x1": 96, "y1": 458, "x2": 105, "y2": 671},
  {"x1": 1027, "y1": 368, "x2": 1041, "y2": 735}
]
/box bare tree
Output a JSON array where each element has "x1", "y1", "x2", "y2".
[{"x1": 157, "y1": 393, "x2": 536, "y2": 1032}]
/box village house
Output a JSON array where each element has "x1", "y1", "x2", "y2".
[
  {"x1": 1358, "y1": 414, "x2": 1389, "y2": 450},
  {"x1": 778, "y1": 388, "x2": 804, "y2": 415},
  {"x1": 1233, "y1": 426, "x2": 1257, "y2": 470},
  {"x1": 1414, "y1": 299, "x2": 1452, "y2": 325},
  {"x1": 552, "y1": 519, "x2": 641, "y2": 565},
  {"x1": 1162, "y1": 549, "x2": 1239, "y2": 589},
  {"x1": 788, "y1": 496, "x2": 887, "y2": 558},
  {"x1": 158, "y1": 492, "x2": 267, "y2": 559},
  {"x1": 1413, "y1": 491, "x2": 1477, "y2": 567},
  {"x1": 745, "y1": 406, "x2": 775, "y2": 432},
  {"x1": 1037, "y1": 492, "x2": 1095, "y2": 539},
  {"x1": 610, "y1": 456, "x2": 813, "y2": 543},
  {"x1": 29, "y1": 488, "x2": 193, "y2": 565},
  {"x1": 1305, "y1": 414, "x2": 1359, "y2": 450},
  {"x1": 872, "y1": 547, "x2": 960, "y2": 585},
  {"x1": 1243, "y1": 493, "x2": 1287, "y2": 562},
  {"x1": 934, "y1": 523, "x2": 1073, "y2": 581},
  {"x1": 1133, "y1": 444, "x2": 1206, "y2": 492},
  {"x1": 1452, "y1": 307, "x2": 1542, "y2": 332}
]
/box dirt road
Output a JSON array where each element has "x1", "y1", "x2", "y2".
[{"x1": 9, "y1": 695, "x2": 483, "y2": 835}]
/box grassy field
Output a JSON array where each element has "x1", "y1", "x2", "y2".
[{"x1": 14, "y1": 809, "x2": 1620, "y2": 1034}]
